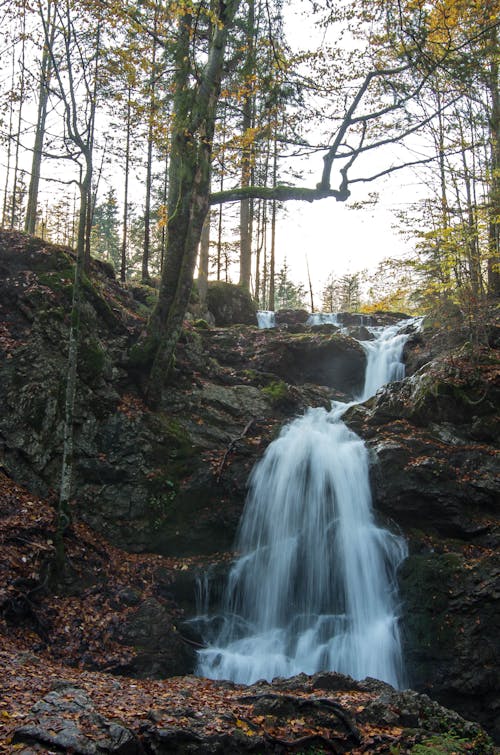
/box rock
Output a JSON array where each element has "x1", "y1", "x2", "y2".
[
  {"x1": 274, "y1": 308, "x2": 309, "y2": 326},
  {"x1": 9, "y1": 671, "x2": 496, "y2": 755},
  {"x1": 206, "y1": 281, "x2": 257, "y2": 325},
  {"x1": 12, "y1": 687, "x2": 141, "y2": 754},
  {"x1": 114, "y1": 598, "x2": 195, "y2": 677},
  {"x1": 347, "y1": 325, "x2": 374, "y2": 341},
  {"x1": 251, "y1": 331, "x2": 366, "y2": 397},
  {"x1": 341, "y1": 343, "x2": 500, "y2": 740},
  {"x1": 399, "y1": 551, "x2": 500, "y2": 741},
  {"x1": 336, "y1": 311, "x2": 374, "y2": 326}
]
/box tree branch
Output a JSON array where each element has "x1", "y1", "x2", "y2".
[{"x1": 209, "y1": 183, "x2": 350, "y2": 205}]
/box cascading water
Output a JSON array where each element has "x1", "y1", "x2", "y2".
[
  {"x1": 306, "y1": 312, "x2": 339, "y2": 327},
  {"x1": 196, "y1": 318, "x2": 416, "y2": 688},
  {"x1": 257, "y1": 310, "x2": 276, "y2": 329}
]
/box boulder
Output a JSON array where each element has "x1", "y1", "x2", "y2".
[
  {"x1": 12, "y1": 687, "x2": 141, "y2": 754},
  {"x1": 274, "y1": 308, "x2": 309, "y2": 326},
  {"x1": 251, "y1": 331, "x2": 366, "y2": 397},
  {"x1": 206, "y1": 281, "x2": 257, "y2": 325}
]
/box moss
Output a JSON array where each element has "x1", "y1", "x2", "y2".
[
  {"x1": 160, "y1": 415, "x2": 193, "y2": 449},
  {"x1": 80, "y1": 273, "x2": 120, "y2": 327},
  {"x1": 400, "y1": 553, "x2": 463, "y2": 659},
  {"x1": 262, "y1": 380, "x2": 288, "y2": 402},
  {"x1": 27, "y1": 394, "x2": 49, "y2": 433},
  {"x1": 128, "y1": 282, "x2": 159, "y2": 312},
  {"x1": 27, "y1": 243, "x2": 74, "y2": 274},
  {"x1": 37, "y1": 269, "x2": 75, "y2": 295},
  {"x1": 206, "y1": 280, "x2": 257, "y2": 325},
  {"x1": 129, "y1": 336, "x2": 158, "y2": 371},
  {"x1": 193, "y1": 318, "x2": 210, "y2": 329},
  {"x1": 147, "y1": 481, "x2": 177, "y2": 530},
  {"x1": 411, "y1": 731, "x2": 493, "y2": 754},
  {"x1": 79, "y1": 338, "x2": 106, "y2": 381}
]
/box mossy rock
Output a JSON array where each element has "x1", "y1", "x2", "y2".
[
  {"x1": 78, "y1": 337, "x2": 106, "y2": 382},
  {"x1": 261, "y1": 380, "x2": 290, "y2": 407},
  {"x1": 206, "y1": 281, "x2": 257, "y2": 326},
  {"x1": 411, "y1": 731, "x2": 493, "y2": 754},
  {"x1": 128, "y1": 281, "x2": 159, "y2": 311}
]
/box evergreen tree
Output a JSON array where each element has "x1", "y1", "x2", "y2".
[
  {"x1": 275, "y1": 260, "x2": 306, "y2": 309},
  {"x1": 90, "y1": 189, "x2": 120, "y2": 269}
]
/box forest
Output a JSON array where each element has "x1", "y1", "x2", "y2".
[{"x1": 0, "y1": 0, "x2": 499, "y2": 753}]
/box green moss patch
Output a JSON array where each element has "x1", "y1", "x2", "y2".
[{"x1": 78, "y1": 338, "x2": 106, "y2": 382}]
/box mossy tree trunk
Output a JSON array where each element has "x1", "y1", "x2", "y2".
[
  {"x1": 488, "y1": 26, "x2": 500, "y2": 298},
  {"x1": 56, "y1": 167, "x2": 90, "y2": 573},
  {"x1": 147, "y1": 1, "x2": 241, "y2": 404}
]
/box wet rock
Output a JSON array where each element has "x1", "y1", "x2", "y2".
[
  {"x1": 399, "y1": 551, "x2": 500, "y2": 741},
  {"x1": 342, "y1": 343, "x2": 500, "y2": 740},
  {"x1": 251, "y1": 332, "x2": 366, "y2": 397},
  {"x1": 274, "y1": 308, "x2": 309, "y2": 326},
  {"x1": 347, "y1": 325, "x2": 374, "y2": 341}
]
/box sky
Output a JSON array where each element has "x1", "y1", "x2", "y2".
[{"x1": 274, "y1": 2, "x2": 429, "y2": 294}]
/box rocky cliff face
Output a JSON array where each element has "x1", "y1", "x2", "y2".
[
  {"x1": 0, "y1": 230, "x2": 499, "y2": 745},
  {"x1": 344, "y1": 339, "x2": 500, "y2": 740}
]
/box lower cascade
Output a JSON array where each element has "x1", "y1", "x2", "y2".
[{"x1": 196, "y1": 318, "x2": 417, "y2": 688}]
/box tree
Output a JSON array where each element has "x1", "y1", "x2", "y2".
[
  {"x1": 37, "y1": 0, "x2": 106, "y2": 567},
  {"x1": 275, "y1": 260, "x2": 306, "y2": 309},
  {"x1": 90, "y1": 188, "x2": 120, "y2": 268},
  {"x1": 321, "y1": 272, "x2": 361, "y2": 312},
  {"x1": 146, "y1": 0, "x2": 242, "y2": 403},
  {"x1": 25, "y1": 0, "x2": 56, "y2": 234},
  {"x1": 5, "y1": 0, "x2": 496, "y2": 400}
]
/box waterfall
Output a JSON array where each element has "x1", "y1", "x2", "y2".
[
  {"x1": 359, "y1": 322, "x2": 411, "y2": 401},
  {"x1": 196, "y1": 319, "x2": 416, "y2": 688},
  {"x1": 306, "y1": 312, "x2": 339, "y2": 326},
  {"x1": 257, "y1": 310, "x2": 276, "y2": 329}
]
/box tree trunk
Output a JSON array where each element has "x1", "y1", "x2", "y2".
[
  {"x1": 239, "y1": 0, "x2": 255, "y2": 290},
  {"x1": 268, "y1": 138, "x2": 278, "y2": 311},
  {"x1": 488, "y1": 27, "x2": 500, "y2": 297},
  {"x1": 147, "y1": 1, "x2": 241, "y2": 403},
  {"x1": 25, "y1": 1, "x2": 55, "y2": 235},
  {"x1": 2, "y1": 46, "x2": 15, "y2": 227},
  {"x1": 10, "y1": 4, "x2": 26, "y2": 229},
  {"x1": 142, "y1": 10, "x2": 158, "y2": 284},
  {"x1": 198, "y1": 212, "x2": 210, "y2": 312},
  {"x1": 121, "y1": 89, "x2": 131, "y2": 282},
  {"x1": 56, "y1": 166, "x2": 90, "y2": 572}
]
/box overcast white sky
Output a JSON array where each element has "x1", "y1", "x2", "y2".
[{"x1": 275, "y1": 2, "x2": 429, "y2": 293}]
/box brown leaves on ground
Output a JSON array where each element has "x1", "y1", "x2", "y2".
[{"x1": 0, "y1": 470, "x2": 207, "y2": 674}]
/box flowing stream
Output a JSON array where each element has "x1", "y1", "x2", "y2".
[{"x1": 196, "y1": 318, "x2": 415, "y2": 688}]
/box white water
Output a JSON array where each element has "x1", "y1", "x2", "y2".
[
  {"x1": 257, "y1": 310, "x2": 276, "y2": 329},
  {"x1": 307, "y1": 312, "x2": 339, "y2": 326},
  {"x1": 197, "y1": 319, "x2": 416, "y2": 688}
]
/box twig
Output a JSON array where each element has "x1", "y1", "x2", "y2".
[{"x1": 216, "y1": 418, "x2": 255, "y2": 483}]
